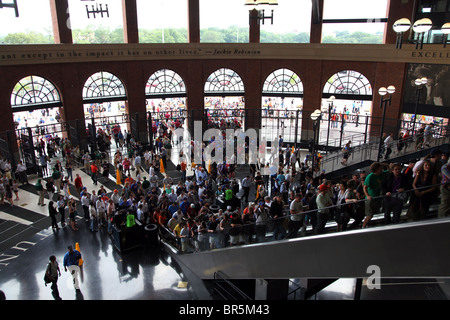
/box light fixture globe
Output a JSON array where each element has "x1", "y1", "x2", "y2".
[
  {"x1": 378, "y1": 87, "x2": 387, "y2": 96},
  {"x1": 413, "y1": 18, "x2": 433, "y2": 33},
  {"x1": 245, "y1": 0, "x2": 259, "y2": 7},
  {"x1": 393, "y1": 18, "x2": 411, "y2": 33},
  {"x1": 387, "y1": 85, "x2": 396, "y2": 94},
  {"x1": 415, "y1": 78, "x2": 422, "y2": 86},
  {"x1": 311, "y1": 109, "x2": 322, "y2": 121},
  {"x1": 442, "y1": 22, "x2": 450, "y2": 34},
  {"x1": 421, "y1": 77, "x2": 428, "y2": 84}
]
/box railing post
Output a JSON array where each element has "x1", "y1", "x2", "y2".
[
  {"x1": 294, "y1": 109, "x2": 300, "y2": 148},
  {"x1": 364, "y1": 114, "x2": 369, "y2": 144}
]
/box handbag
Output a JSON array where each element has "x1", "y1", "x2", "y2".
[{"x1": 44, "y1": 263, "x2": 52, "y2": 286}]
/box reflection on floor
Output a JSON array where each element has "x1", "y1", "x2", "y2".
[
  {"x1": 311, "y1": 278, "x2": 450, "y2": 300},
  {"x1": 0, "y1": 217, "x2": 210, "y2": 300}
]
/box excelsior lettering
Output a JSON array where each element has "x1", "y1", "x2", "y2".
[{"x1": 411, "y1": 51, "x2": 450, "y2": 59}]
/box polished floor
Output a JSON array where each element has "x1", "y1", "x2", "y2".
[
  {"x1": 0, "y1": 144, "x2": 212, "y2": 300},
  {"x1": 1, "y1": 143, "x2": 449, "y2": 301},
  {"x1": 0, "y1": 219, "x2": 210, "y2": 300}
]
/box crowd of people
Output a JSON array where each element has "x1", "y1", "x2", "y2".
[{"x1": 1, "y1": 110, "x2": 449, "y2": 256}]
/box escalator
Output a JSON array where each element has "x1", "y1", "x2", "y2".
[
  {"x1": 319, "y1": 134, "x2": 450, "y2": 180},
  {"x1": 172, "y1": 217, "x2": 450, "y2": 280}
]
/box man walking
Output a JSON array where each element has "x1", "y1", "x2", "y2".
[
  {"x1": 90, "y1": 161, "x2": 98, "y2": 185},
  {"x1": 63, "y1": 245, "x2": 82, "y2": 291}
]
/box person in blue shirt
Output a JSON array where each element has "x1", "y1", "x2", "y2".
[
  {"x1": 168, "y1": 202, "x2": 179, "y2": 216},
  {"x1": 63, "y1": 245, "x2": 82, "y2": 290},
  {"x1": 180, "y1": 197, "x2": 190, "y2": 217}
]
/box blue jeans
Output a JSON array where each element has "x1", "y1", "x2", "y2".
[
  {"x1": 107, "y1": 218, "x2": 113, "y2": 233},
  {"x1": 90, "y1": 218, "x2": 98, "y2": 231},
  {"x1": 272, "y1": 222, "x2": 285, "y2": 240}
]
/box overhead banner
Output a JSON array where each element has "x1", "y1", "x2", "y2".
[{"x1": 402, "y1": 63, "x2": 450, "y2": 118}]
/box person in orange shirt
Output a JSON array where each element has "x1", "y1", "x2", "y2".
[
  {"x1": 90, "y1": 162, "x2": 98, "y2": 185},
  {"x1": 158, "y1": 209, "x2": 167, "y2": 227},
  {"x1": 180, "y1": 160, "x2": 187, "y2": 182}
]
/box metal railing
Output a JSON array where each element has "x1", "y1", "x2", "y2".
[
  {"x1": 155, "y1": 182, "x2": 445, "y2": 255},
  {"x1": 317, "y1": 129, "x2": 450, "y2": 175},
  {"x1": 212, "y1": 271, "x2": 252, "y2": 300}
]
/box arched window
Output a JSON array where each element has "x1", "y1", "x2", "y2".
[
  {"x1": 146, "y1": 69, "x2": 186, "y2": 98},
  {"x1": 263, "y1": 68, "x2": 303, "y2": 97},
  {"x1": 82, "y1": 71, "x2": 127, "y2": 103},
  {"x1": 323, "y1": 70, "x2": 372, "y2": 100},
  {"x1": 11, "y1": 75, "x2": 62, "y2": 111},
  {"x1": 204, "y1": 68, "x2": 244, "y2": 96}
]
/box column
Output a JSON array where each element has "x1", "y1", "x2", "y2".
[
  {"x1": 249, "y1": 9, "x2": 261, "y2": 43},
  {"x1": 309, "y1": 0, "x2": 323, "y2": 43},
  {"x1": 49, "y1": 0, "x2": 73, "y2": 44},
  {"x1": 122, "y1": 0, "x2": 139, "y2": 44},
  {"x1": 187, "y1": 0, "x2": 200, "y2": 43}
]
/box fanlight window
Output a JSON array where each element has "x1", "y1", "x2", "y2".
[
  {"x1": 11, "y1": 75, "x2": 61, "y2": 109},
  {"x1": 263, "y1": 68, "x2": 304, "y2": 96},
  {"x1": 323, "y1": 70, "x2": 372, "y2": 98},
  {"x1": 146, "y1": 69, "x2": 186, "y2": 97},
  {"x1": 204, "y1": 68, "x2": 244, "y2": 96},
  {"x1": 83, "y1": 71, "x2": 126, "y2": 102}
]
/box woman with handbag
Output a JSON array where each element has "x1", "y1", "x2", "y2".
[{"x1": 45, "y1": 255, "x2": 61, "y2": 300}]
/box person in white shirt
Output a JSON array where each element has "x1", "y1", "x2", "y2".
[
  {"x1": 149, "y1": 172, "x2": 159, "y2": 188},
  {"x1": 89, "y1": 201, "x2": 98, "y2": 232},
  {"x1": 384, "y1": 133, "x2": 394, "y2": 160},
  {"x1": 80, "y1": 192, "x2": 90, "y2": 221},
  {"x1": 134, "y1": 154, "x2": 141, "y2": 173},
  {"x1": 111, "y1": 189, "x2": 120, "y2": 206},
  {"x1": 241, "y1": 175, "x2": 252, "y2": 203},
  {"x1": 82, "y1": 152, "x2": 91, "y2": 173},
  {"x1": 144, "y1": 151, "x2": 151, "y2": 170},
  {"x1": 136, "y1": 204, "x2": 144, "y2": 223},
  {"x1": 148, "y1": 164, "x2": 155, "y2": 178},
  {"x1": 185, "y1": 177, "x2": 193, "y2": 191},
  {"x1": 138, "y1": 197, "x2": 148, "y2": 218},
  {"x1": 96, "y1": 197, "x2": 106, "y2": 228},
  {"x1": 168, "y1": 189, "x2": 177, "y2": 203},
  {"x1": 198, "y1": 185, "x2": 205, "y2": 199},
  {"x1": 88, "y1": 188, "x2": 96, "y2": 202},
  {"x1": 15, "y1": 161, "x2": 28, "y2": 185}
]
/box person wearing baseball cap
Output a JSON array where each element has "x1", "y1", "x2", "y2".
[{"x1": 316, "y1": 183, "x2": 332, "y2": 234}]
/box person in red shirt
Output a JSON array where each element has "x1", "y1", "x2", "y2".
[
  {"x1": 74, "y1": 173, "x2": 83, "y2": 195},
  {"x1": 90, "y1": 162, "x2": 98, "y2": 185}
]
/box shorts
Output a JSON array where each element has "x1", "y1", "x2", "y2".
[
  {"x1": 366, "y1": 198, "x2": 382, "y2": 217},
  {"x1": 230, "y1": 234, "x2": 244, "y2": 245}
]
